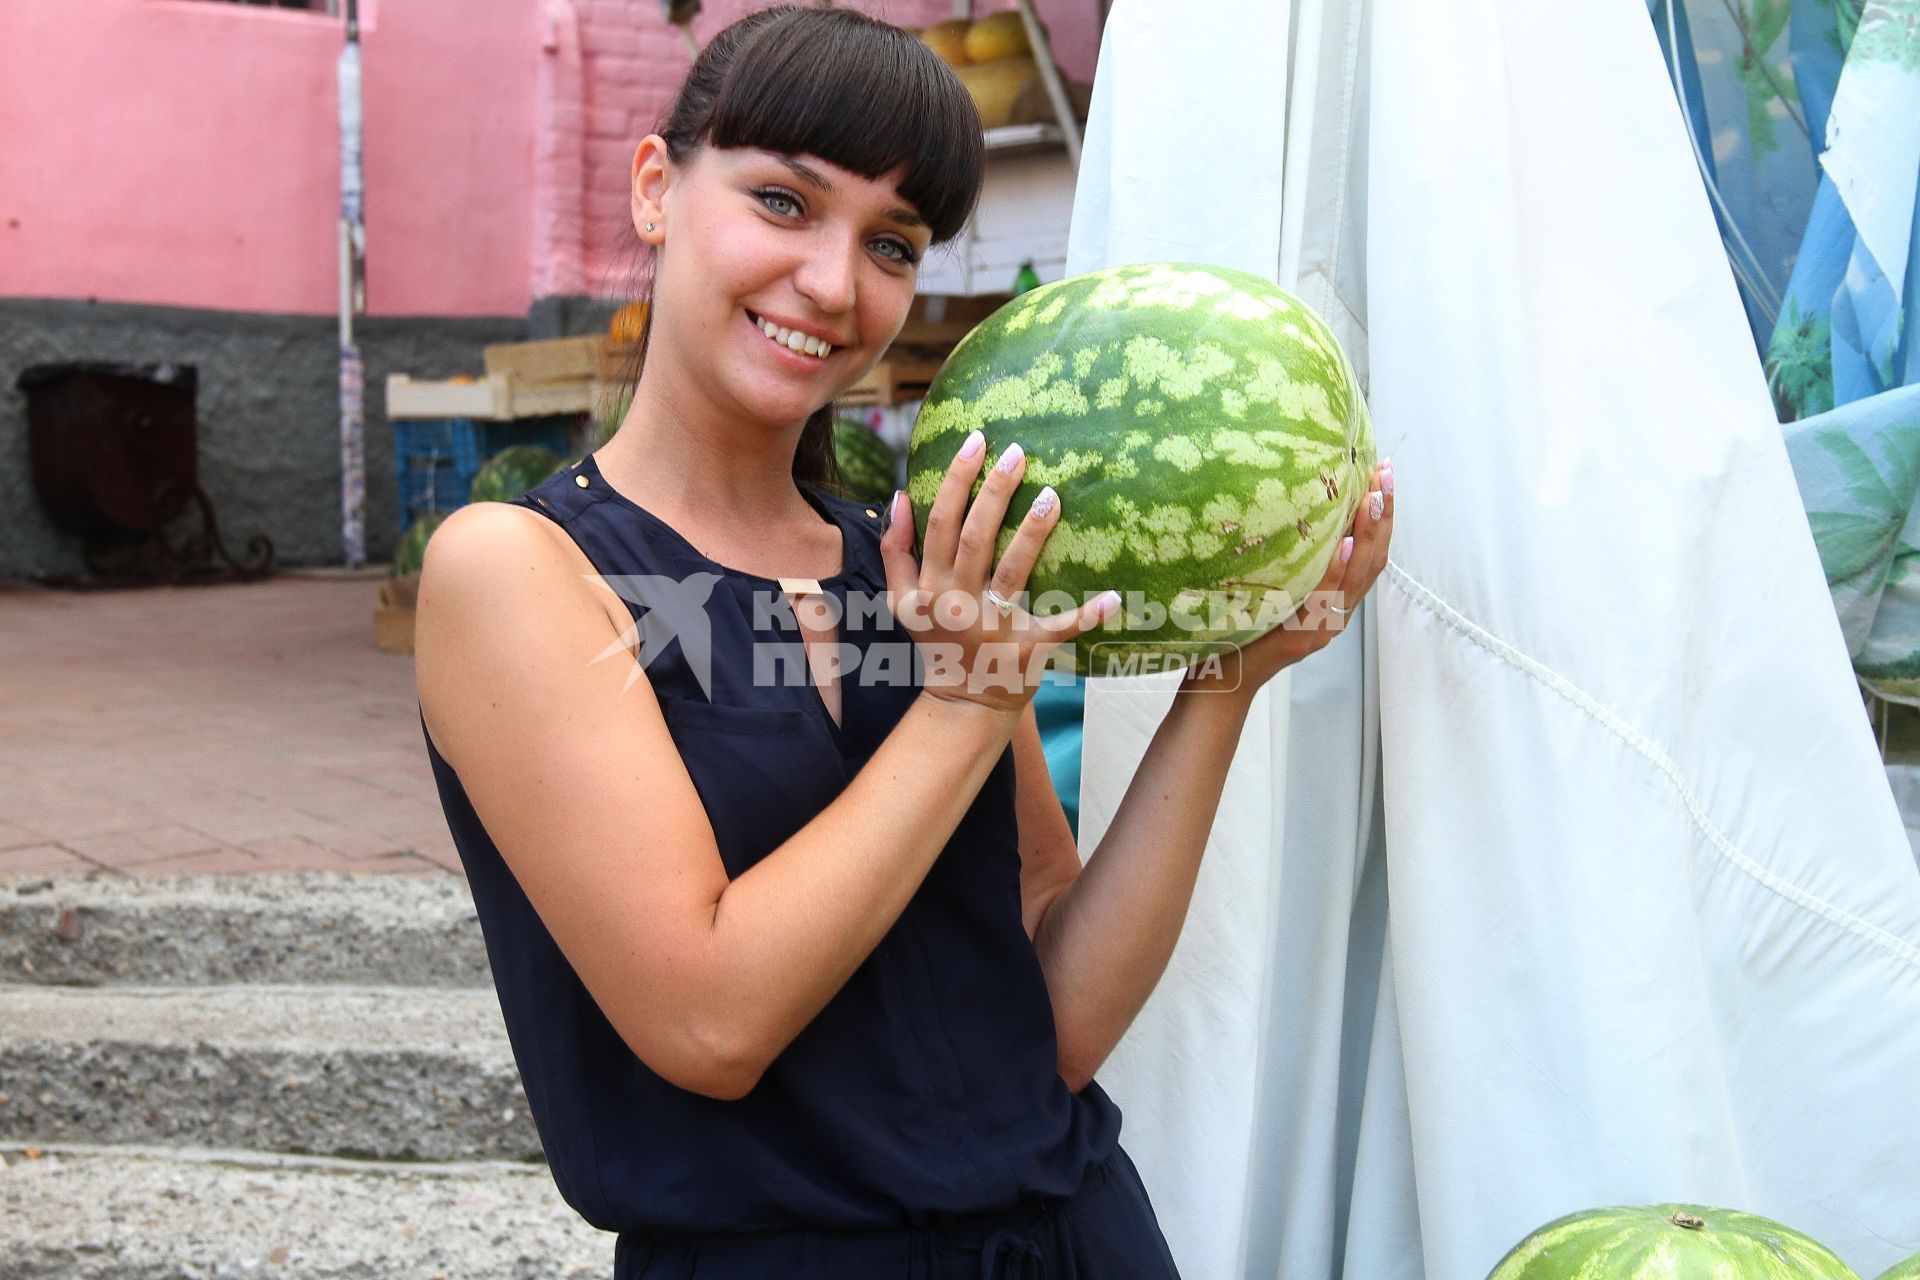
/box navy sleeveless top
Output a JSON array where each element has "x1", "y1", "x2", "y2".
[{"x1": 420, "y1": 451, "x2": 1122, "y2": 1235}]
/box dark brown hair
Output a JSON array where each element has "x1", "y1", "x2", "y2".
[{"x1": 618, "y1": 5, "x2": 985, "y2": 492}]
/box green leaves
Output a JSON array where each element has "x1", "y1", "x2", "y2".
[{"x1": 1766, "y1": 298, "x2": 1835, "y2": 422}]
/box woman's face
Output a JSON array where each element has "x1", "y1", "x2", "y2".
[{"x1": 637, "y1": 139, "x2": 934, "y2": 430}]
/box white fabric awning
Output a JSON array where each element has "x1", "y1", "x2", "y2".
[{"x1": 1068, "y1": 2, "x2": 1920, "y2": 1276}]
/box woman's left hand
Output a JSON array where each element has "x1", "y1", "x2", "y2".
[{"x1": 1180, "y1": 458, "x2": 1395, "y2": 699}]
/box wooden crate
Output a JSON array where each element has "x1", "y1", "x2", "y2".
[
  {"x1": 387, "y1": 372, "x2": 601, "y2": 421},
  {"x1": 839, "y1": 358, "x2": 945, "y2": 407},
  {"x1": 600, "y1": 341, "x2": 642, "y2": 380},
  {"x1": 483, "y1": 336, "x2": 607, "y2": 385},
  {"x1": 386, "y1": 373, "x2": 511, "y2": 420},
  {"x1": 892, "y1": 294, "x2": 1009, "y2": 352},
  {"x1": 373, "y1": 578, "x2": 417, "y2": 656},
  {"x1": 504, "y1": 377, "x2": 599, "y2": 417}
]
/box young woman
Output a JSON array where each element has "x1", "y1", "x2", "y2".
[{"x1": 414, "y1": 8, "x2": 1394, "y2": 1277}]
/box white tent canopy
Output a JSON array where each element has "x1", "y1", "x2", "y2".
[{"x1": 1067, "y1": 1, "x2": 1920, "y2": 1276}]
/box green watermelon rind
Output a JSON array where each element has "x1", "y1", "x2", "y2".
[
  {"x1": 905, "y1": 262, "x2": 1375, "y2": 677},
  {"x1": 470, "y1": 445, "x2": 564, "y2": 506},
  {"x1": 831, "y1": 417, "x2": 900, "y2": 504},
  {"x1": 1876, "y1": 1252, "x2": 1920, "y2": 1280},
  {"x1": 1487, "y1": 1203, "x2": 1861, "y2": 1280},
  {"x1": 392, "y1": 511, "x2": 447, "y2": 579}
]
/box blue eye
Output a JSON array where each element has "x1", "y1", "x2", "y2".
[
  {"x1": 874, "y1": 238, "x2": 921, "y2": 265},
  {"x1": 756, "y1": 189, "x2": 802, "y2": 217}
]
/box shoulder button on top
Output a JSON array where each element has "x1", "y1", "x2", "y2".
[{"x1": 575, "y1": 475, "x2": 590, "y2": 488}]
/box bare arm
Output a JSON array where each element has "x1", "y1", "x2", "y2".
[
  {"x1": 1027, "y1": 686, "x2": 1254, "y2": 1093},
  {"x1": 1024, "y1": 462, "x2": 1396, "y2": 1091}
]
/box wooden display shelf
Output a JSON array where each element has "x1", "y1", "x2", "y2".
[
  {"x1": 483, "y1": 335, "x2": 607, "y2": 385},
  {"x1": 839, "y1": 358, "x2": 945, "y2": 407},
  {"x1": 600, "y1": 342, "x2": 642, "y2": 380}
]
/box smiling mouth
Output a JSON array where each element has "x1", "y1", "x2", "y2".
[{"x1": 746, "y1": 310, "x2": 835, "y2": 359}]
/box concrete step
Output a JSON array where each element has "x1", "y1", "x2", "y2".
[
  {"x1": 0, "y1": 1143, "x2": 609, "y2": 1279},
  {"x1": 0, "y1": 984, "x2": 541, "y2": 1162},
  {"x1": 0, "y1": 874, "x2": 491, "y2": 988}
]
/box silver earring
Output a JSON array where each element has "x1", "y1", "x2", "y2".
[{"x1": 645, "y1": 222, "x2": 656, "y2": 233}]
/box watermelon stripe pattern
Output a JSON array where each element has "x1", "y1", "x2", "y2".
[
  {"x1": 906, "y1": 263, "x2": 1375, "y2": 676},
  {"x1": 470, "y1": 446, "x2": 564, "y2": 506},
  {"x1": 830, "y1": 417, "x2": 900, "y2": 504},
  {"x1": 1487, "y1": 1204, "x2": 1861, "y2": 1280}
]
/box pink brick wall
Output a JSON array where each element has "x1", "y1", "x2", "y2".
[{"x1": 3, "y1": 0, "x2": 1097, "y2": 317}]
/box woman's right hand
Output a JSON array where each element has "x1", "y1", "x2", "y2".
[{"x1": 878, "y1": 429, "x2": 1120, "y2": 717}]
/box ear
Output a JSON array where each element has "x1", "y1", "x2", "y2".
[{"x1": 631, "y1": 134, "x2": 671, "y2": 244}]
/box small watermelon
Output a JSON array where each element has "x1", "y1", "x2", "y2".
[
  {"x1": 1877, "y1": 1253, "x2": 1920, "y2": 1280},
  {"x1": 1488, "y1": 1204, "x2": 1860, "y2": 1280},
  {"x1": 831, "y1": 416, "x2": 899, "y2": 504},
  {"x1": 905, "y1": 261, "x2": 1374, "y2": 677},
  {"x1": 470, "y1": 445, "x2": 563, "y2": 505},
  {"x1": 392, "y1": 511, "x2": 447, "y2": 579}
]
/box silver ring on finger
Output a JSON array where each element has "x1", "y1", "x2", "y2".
[
  {"x1": 984, "y1": 586, "x2": 1017, "y2": 615},
  {"x1": 1329, "y1": 602, "x2": 1353, "y2": 616}
]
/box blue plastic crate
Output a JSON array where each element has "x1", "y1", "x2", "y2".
[{"x1": 394, "y1": 416, "x2": 573, "y2": 534}]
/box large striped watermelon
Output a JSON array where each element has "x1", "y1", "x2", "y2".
[
  {"x1": 906, "y1": 262, "x2": 1374, "y2": 678},
  {"x1": 1487, "y1": 1204, "x2": 1859, "y2": 1280}
]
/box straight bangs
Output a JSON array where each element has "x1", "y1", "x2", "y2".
[{"x1": 701, "y1": 10, "x2": 985, "y2": 244}]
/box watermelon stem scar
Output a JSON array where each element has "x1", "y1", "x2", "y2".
[{"x1": 1670, "y1": 1213, "x2": 1706, "y2": 1230}]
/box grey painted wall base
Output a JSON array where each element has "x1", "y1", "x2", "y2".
[
  {"x1": 527, "y1": 292, "x2": 622, "y2": 341},
  {"x1": 0, "y1": 296, "x2": 620, "y2": 582}
]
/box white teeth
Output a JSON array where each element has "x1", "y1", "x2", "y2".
[{"x1": 753, "y1": 313, "x2": 831, "y2": 358}]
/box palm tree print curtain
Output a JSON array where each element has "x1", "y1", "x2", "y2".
[{"x1": 1657, "y1": 0, "x2": 1920, "y2": 699}]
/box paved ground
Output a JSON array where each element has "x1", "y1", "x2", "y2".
[{"x1": 0, "y1": 569, "x2": 456, "y2": 877}]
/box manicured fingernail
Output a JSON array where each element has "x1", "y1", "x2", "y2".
[
  {"x1": 1380, "y1": 462, "x2": 1394, "y2": 498},
  {"x1": 890, "y1": 490, "x2": 904, "y2": 525},
  {"x1": 958, "y1": 430, "x2": 985, "y2": 460},
  {"x1": 997, "y1": 442, "x2": 1025, "y2": 474},
  {"x1": 1094, "y1": 589, "x2": 1122, "y2": 619},
  {"x1": 1339, "y1": 536, "x2": 1354, "y2": 564},
  {"x1": 1030, "y1": 485, "x2": 1057, "y2": 519},
  {"x1": 1368, "y1": 490, "x2": 1384, "y2": 521}
]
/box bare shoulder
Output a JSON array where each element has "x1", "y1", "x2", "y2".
[
  {"x1": 414, "y1": 501, "x2": 631, "y2": 762},
  {"x1": 417, "y1": 501, "x2": 617, "y2": 637}
]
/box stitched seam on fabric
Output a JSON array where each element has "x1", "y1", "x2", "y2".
[{"x1": 1383, "y1": 560, "x2": 1920, "y2": 970}]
